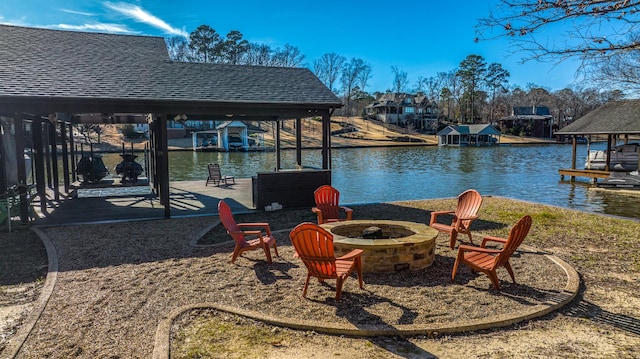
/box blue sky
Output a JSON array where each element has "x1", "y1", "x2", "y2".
[{"x1": 0, "y1": 0, "x2": 584, "y2": 93}]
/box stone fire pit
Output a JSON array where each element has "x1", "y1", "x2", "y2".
[{"x1": 321, "y1": 220, "x2": 438, "y2": 273}]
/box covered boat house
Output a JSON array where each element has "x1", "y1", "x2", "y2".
[
  {"x1": 556, "y1": 99, "x2": 640, "y2": 181},
  {"x1": 0, "y1": 24, "x2": 342, "y2": 223},
  {"x1": 436, "y1": 124, "x2": 501, "y2": 146}
]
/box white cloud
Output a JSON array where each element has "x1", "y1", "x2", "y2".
[
  {"x1": 60, "y1": 9, "x2": 97, "y2": 17},
  {"x1": 55, "y1": 23, "x2": 135, "y2": 34},
  {"x1": 103, "y1": 2, "x2": 188, "y2": 37}
]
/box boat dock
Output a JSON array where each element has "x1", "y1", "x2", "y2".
[{"x1": 559, "y1": 168, "x2": 611, "y2": 183}]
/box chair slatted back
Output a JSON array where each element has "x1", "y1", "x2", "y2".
[
  {"x1": 455, "y1": 189, "x2": 483, "y2": 229},
  {"x1": 314, "y1": 185, "x2": 341, "y2": 221},
  {"x1": 208, "y1": 163, "x2": 222, "y2": 181},
  {"x1": 218, "y1": 200, "x2": 245, "y2": 245},
  {"x1": 290, "y1": 223, "x2": 338, "y2": 279},
  {"x1": 494, "y1": 215, "x2": 532, "y2": 268}
]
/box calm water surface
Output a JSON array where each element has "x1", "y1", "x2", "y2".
[{"x1": 95, "y1": 143, "x2": 640, "y2": 220}]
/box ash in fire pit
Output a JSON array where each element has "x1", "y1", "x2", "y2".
[{"x1": 362, "y1": 226, "x2": 383, "y2": 239}]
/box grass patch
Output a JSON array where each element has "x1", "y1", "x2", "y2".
[{"x1": 171, "y1": 310, "x2": 291, "y2": 359}]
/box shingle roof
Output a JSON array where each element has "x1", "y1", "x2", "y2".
[
  {"x1": 437, "y1": 124, "x2": 500, "y2": 136},
  {"x1": 556, "y1": 99, "x2": 640, "y2": 135},
  {"x1": 0, "y1": 24, "x2": 341, "y2": 114}
]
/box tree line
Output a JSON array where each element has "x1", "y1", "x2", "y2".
[
  {"x1": 168, "y1": 2, "x2": 635, "y2": 127},
  {"x1": 166, "y1": 25, "x2": 305, "y2": 67}
]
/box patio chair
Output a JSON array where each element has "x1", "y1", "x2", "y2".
[
  {"x1": 312, "y1": 185, "x2": 353, "y2": 224},
  {"x1": 218, "y1": 200, "x2": 278, "y2": 263},
  {"x1": 429, "y1": 189, "x2": 483, "y2": 249},
  {"x1": 289, "y1": 222, "x2": 364, "y2": 301},
  {"x1": 206, "y1": 163, "x2": 235, "y2": 186},
  {"x1": 451, "y1": 215, "x2": 532, "y2": 291}
]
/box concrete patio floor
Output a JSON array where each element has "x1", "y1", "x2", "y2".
[{"x1": 31, "y1": 178, "x2": 255, "y2": 226}]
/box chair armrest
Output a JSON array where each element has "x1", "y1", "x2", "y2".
[
  {"x1": 237, "y1": 223, "x2": 272, "y2": 235},
  {"x1": 340, "y1": 206, "x2": 353, "y2": 220},
  {"x1": 429, "y1": 210, "x2": 455, "y2": 225},
  {"x1": 311, "y1": 207, "x2": 324, "y2": 224},
  {"x1": 458, "y1": 244, "x2": 502, "y2": 254},
  {"x1": 481, "y1": 235, "x2": 507, "y2": 248},
  {"x1": 337, "y1": 249, "x2": 364, "y2": 261}
]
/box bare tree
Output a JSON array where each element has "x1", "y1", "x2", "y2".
[
  {"x1": 391, "y1": 66, "x2": 408, "y2": 125},
  {"x1": 476, "y1": 1, "x2": 640, "y2": 91},
  {"x1": 272, "y1": 44, "x2": 305, "y2": 67},
  {"x1": 485, "y1": 63, "x2": 510, "y2": 121},
  {"x1": 243, "y1": 43, "x2": 275, "y2": 66},
  {"x1": 313, "y1": 53, "x2": 346, "y2": 93},
  {"x1": 165, "y1": 36, "x2": 191, "y2": 62},
  {"x1": 477, "y1": 1, "x2": 640, "y2": 60},
  {"x1": 341, "y1": 58, "x2": 369, "y2": 117}
]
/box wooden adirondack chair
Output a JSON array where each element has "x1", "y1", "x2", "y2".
[
  {"x1": 218, "y1": 200, "x2": 278, "y2": 263},
  {"x1": 311, "y1": 185, "x2": 353, "y2": 225},
  {"x1": 451, "y1": 215, "x2": 532, "y2": 291},
  {"x1": 429, "y1": 189, "x2": 483, "y2": 249},
  {"x1": 206, "y1": 163, "x2": 235, "y2": 186},
  {"x1": 289, "y1": 222, "x2": 364, "y2": 301}
]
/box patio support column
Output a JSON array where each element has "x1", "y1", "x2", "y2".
[
  {"x1": 43, "y1": 118, "x2": 52, "y2": 189},
  {"x1": 606, "y1": 135, "x2": 612, "y2": 171},
  {"x1": 295, "y1": 117, "x2": 302, "y2": 168},
  {"x1": 155, "y1": 114, "x2": 170, "y2": 218},
  {"x1": 275, "y1": 120, "x2": 281, "y2": 171},
  {"x1": 321, "y1": 112, "x2": 330, "y2": 169},
  {"x1": 48, "y1": 114, "x2": 60, "y2": 201},
  {"x1": 69, "y1": 122, "x2": 77, "y2": 183},
  {"x1": 59, "y1": 117, "x2": 70, "y2": 193},
  {"x1": 14, "y1": 114, "x2": 30, "y2": 222},
  {"x1": 31, "y1": 117, "x2": 47, "y2": 216}
]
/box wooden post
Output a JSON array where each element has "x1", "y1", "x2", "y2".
[
  {"x1": 295, "y1": 117, "x2": 302, "y2": 168},
  {"x1": 14, "y1": 114, "x2": 30, "y2": 221},
  {"x1": 606, "y1": 134, "x2": 612, "y2": 171},
  {"x1": 48, "y1": 115, "x2": 60, "y2": 201},
  {"x1": 275, "y1": 120, "x2": 281, "y2": 171},
  {"x1": 59, "y1": 117, "x2": 70, "y2": 193},
  {"x1": 32, "y1": 117, "x2": 47, "y2": 216}
]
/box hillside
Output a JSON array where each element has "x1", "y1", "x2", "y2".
[{"x1": 84, "y1": 116, "x2": 554, "y2": 152}]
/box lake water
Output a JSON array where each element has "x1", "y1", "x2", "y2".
[{"x1": 93, "y1": 143, "x2": 640, "y2": 220}]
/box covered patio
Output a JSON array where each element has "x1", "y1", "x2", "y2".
[{"x1": 0, "y1": 24, "x2": 341, "y2": 226}]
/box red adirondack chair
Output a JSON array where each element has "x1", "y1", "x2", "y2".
[
  {"x1": 311, "y1": 185, "x2": 353, "y2": 224},
  {"x1": 451, "y1": 215, "x2": 532, "y2": 290},
  {"x1": 289, "y1": 222, "x2": 364, "y2": 301},
  {"x1": 218, "y1": 200, "x2": 278, "y2": 263},
  {"x1": 429, "y1": 189, "x2": 483, "y2": 249}
]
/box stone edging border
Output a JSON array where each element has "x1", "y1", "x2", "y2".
[
  {"x1": 2, "y1": 227, "x2": 59, "y2": 359},
  {"x1": 152, "y1": 243, "x2": 581, "y2": 359}
]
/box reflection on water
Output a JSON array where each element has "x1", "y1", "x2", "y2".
[{"x1": 92, "y1": 145, "x2": 640, "y2": 221}]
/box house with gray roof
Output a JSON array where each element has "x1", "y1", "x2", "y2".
[{"x1": 497, "y1": 106, "x2": 553, "y2": 138}]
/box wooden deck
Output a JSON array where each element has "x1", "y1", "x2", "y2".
[
  {"x1": 559, "y1": 168, "x2": 611, "y2": 183},
  {"x1": 31, "y1": 178, "x2": 255, "y2": 226}
]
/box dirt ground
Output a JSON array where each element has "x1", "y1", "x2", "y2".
[{"x1": 1, "y1": 197, "x2": 639, "y2": 358}]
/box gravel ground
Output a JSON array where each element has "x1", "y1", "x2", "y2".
[{"x1": 1, "y1": 197, "x2": 639, "y2": 358}]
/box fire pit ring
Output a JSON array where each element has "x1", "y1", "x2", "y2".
[{"x1": 321, "y1": 220, "x2": 438, "y2": 273}]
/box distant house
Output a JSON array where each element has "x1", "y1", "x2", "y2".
[
  {"x1": 365, "y1": 93, "x2": 438, "y2": 132},
  {"x1": 437, "y1": 124, "x2": 501, "y2": 146},
  {"x1": 497, "y1": 106, "x2": 553, "y2": 138}
]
